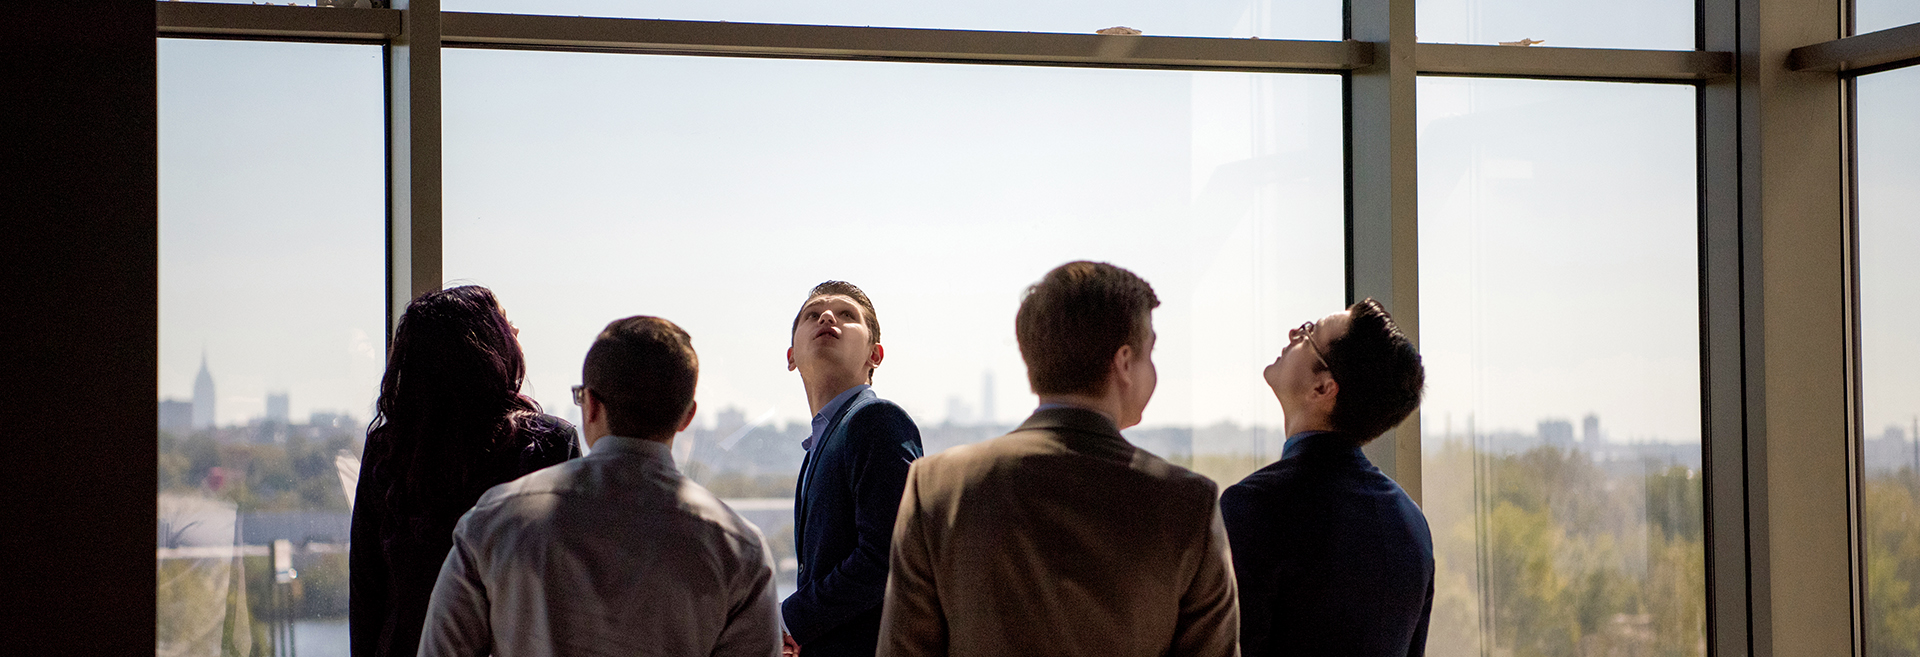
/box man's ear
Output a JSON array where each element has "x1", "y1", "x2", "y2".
[
  {"x1": 1312, "y1": 374, "x2": 1340, "y2": 405},
  {"x1": 787, "y1": 347, "x2": 797, "y2": 372},
  {"x1": 868, "y1": 343, "x2": 885, "y2": 369},
  {"x1": 583, "y1": 390, "x2": 604, "y2": 425},
  {"x1": 675, "y1": 401, "x2": 699, "y2": 433},
  {"x1": 1110, "y1": 343, "x2": 1136, "y2": 389}
]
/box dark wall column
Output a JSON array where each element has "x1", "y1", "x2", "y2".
[{"x1": 0, "y1": 1, "x2": 158, "y2": 653}]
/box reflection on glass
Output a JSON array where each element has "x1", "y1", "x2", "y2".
[
  {"x1": 158, "y1": 39, "x2": 384, "y2": 657},
  {"x1": 1416, "y1": 0, "x2": 1692, "y2": 50},
  {"x1": 1417, "y1": 78, "x2": 1704, "y2": 656},
  {"x1": 446, "y1": 0, "x2": 1340, "y2": 41},
  {"x1": 1858, "y1": 1, "x2": 1920, "y2": 35},
  {"x1": 444, "y1": 50, "x2": 1343, "y2": 593},
  {"x1": 1858, "y1": 66, "x2": 1920, "y2": 657}
]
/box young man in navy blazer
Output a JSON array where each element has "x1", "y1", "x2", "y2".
[
  {"x1": 781, "y1": 281, "x2": 924, "y2": 657},
  {"x1": 1220, "y1": 298, "x2": 1433, "y2": 657}
]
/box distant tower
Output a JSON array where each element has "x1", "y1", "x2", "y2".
[
  {"x1": 192, "y1": 353, "x2": 217, "y2": 430},
  {"x1": 1582, "y1": 414, "x2": 1602, "y2": 444},
  {"x1": 980, "y1": 371, "x2": 996, "y2": 426},
  {"x1": 266, "y1": 392, "x2": 290, "y2": 425}
]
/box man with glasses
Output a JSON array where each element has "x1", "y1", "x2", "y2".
[
  {"x1": 782, "y1": 281, "x2": 924, "y2": 657},
  {"x1": 417, "y1": 316, "x2": 781, "y2": 657},
  {"x1": 1220, "y1": 299, "x2": 1433, "y2": 657}
]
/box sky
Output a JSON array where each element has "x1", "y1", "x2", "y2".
[{"x1": 156, "y1": 5, "x2": 1918, "y2": 452}]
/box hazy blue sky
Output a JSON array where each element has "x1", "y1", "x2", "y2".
[
  {"x1": 156, "y1": 8, "x2": 1916, "y2": 449},
  {"x1": 1858, "y1": 65, "x2": 1920, "y2": 445},
  {"x1": 1417, "y1": 78, "x2": 1701, "y2": 443}
]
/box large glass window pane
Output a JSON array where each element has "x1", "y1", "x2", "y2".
[
  {"x1": 1417, "y1": 78, "x2": 1705, "y2": 656},
  {"x1": 1858, "y1": 1, "x2": 1920, "y2": 35},
  {"x1": 159, "y1": 39, "x2": 384, "y2": 657},
  {"x1": 1858, "y1": 65, "x2": 1920, "y2": 657},
  {"x1": 445, "y1": 0, "x2": 1340, "y2": 41},
  {"x1": 1416, "y1": 0, "x2": 1693, "y2": 50},
  {"x1": 444, "y1": 50, "x2": 1343, "y2": 595}
]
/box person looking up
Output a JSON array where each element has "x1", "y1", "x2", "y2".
[
  {"x1": 782, "y1": 281, "x2": 924, "y2": 657},
  {"x1": 417, "y1": 316, "x2": 781, "y2": 657},
  {"x1": 349, "y1": 285, "x2": 581, "y2": 657},
  {"x1": 1220, "y1": 299, "x2": 1432, "y2": 657},
  {"x1": 878, "y1": 261, "x2": 1238, "y2": 657}
]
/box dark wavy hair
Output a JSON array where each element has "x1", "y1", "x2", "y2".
[
  {"x1": 363, "y1": 285, "x2": 542, "y2": 521},
  {"x1": 1323, "y1": 298, "x2": 1425, "y2": 442}
]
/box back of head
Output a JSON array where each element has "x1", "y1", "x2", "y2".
[
  {"x1": 1015, "y1": 261, "x2": 1160, "y2": 396},
  {"x1": 584, "y1": 316, "x2": 700, "y2": 440},
  {"x1": 1324, "y1": 299, "x2": 1425, "y2": 442},
  {"x1": 368, "y1": 285, "x2": 538, "y2": 515}
]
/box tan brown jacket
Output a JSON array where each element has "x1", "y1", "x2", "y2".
[{"x1": 878, "y1": 406, "x2": 1240, "y2": 657}]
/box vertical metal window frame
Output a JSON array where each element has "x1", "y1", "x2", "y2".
[
  {"x1": 1702, "y1": 0, "x2": 1869, "y2": 653},
  {"x1": 1347, "y1": 0, "x2": 1420, "y2": 500},
  {"x1": 1778, "y1": 10, "x2": 1920, "y2": 645},
  {"x1": 389, "y1": 0, "x2": 441, "y2": 339}
]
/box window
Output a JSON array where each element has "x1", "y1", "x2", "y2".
[
  {"x1": 1857, "y1": 64, "x2": 1920, "y2": 657},
  {"x1": 158, "y1": 38, "x2": 384, "y2": 657},
  {"x1": 442, "y1": 49, "x2": 1343, "y2": 595},
  {"x1": 1857, "y1": 0, "x2": 1920, "y2": 34},
  {"x1": 1415, "y1": 0, "x2": 1693, "y2": 50},
  {"x1": 1417, "y1": 78, "x2": 1705, "y2": 656}
]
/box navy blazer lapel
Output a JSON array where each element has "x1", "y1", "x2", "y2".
[{"x1": 794, "y1": 388, "x2": 876, "y2": 551}]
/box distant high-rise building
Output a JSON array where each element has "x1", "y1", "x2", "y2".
[
  {"x1": 1582, "y1": 414, "x2": 1602, "y2": 444},
  {"x1": 980, "y1": 371, "x2": 996, "y2": 425},
  {"x1": 945, "y1": 396, "x2": 972, "y2": 425},
  {"x1": 192, "y1": 353, "x2": 217, "y2": 430},
  {"x1": 158, "y1": 399, "x2": 193, "y2": 434},
  {"x1": 266, "y1": 392, "x2": 290, "y2": 424},
  {"x1": 1538, "y1": 419, "x2": 1575, "y2": 447}
]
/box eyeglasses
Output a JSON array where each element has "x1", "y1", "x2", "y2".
[
  {"x1": 571, "y1": 385, "x2": 588, "y2": 406},
  {"x1": 1294, "y1": 321, "x2": 1333, "y2": 372}
]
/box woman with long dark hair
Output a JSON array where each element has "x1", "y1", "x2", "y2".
[{"x1": 349, "y1": 285, "x2": 580, "y2": 657}]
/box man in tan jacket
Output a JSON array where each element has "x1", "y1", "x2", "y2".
[{"x1": 877, "y1": 261, "x2": 1239, "y2": 657}]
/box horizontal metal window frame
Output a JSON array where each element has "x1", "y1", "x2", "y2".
[
  {"x1": 1790, "y1": 21, "x2": 1920, "y2": 75},
  {"x1": 157, "y1": 1, "x2": 398, "y2": 42},
  {"x1": 158, "y1": 2, "x2": 1732, "y2": 81}
]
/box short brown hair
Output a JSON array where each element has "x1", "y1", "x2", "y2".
[
  {"x1": 1015, "y1": 261, "x2": 1160, "y2": 396},
  {"x1": 583, "y1": 316, "x2": 699, "y2": 439},
  {"x1": 790, "y1": 281, "x2": 881, "y2": 379}
]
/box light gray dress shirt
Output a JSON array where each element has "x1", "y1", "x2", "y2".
[{"x1": 417, "y1": 435, "x2": 782, "y2": 657}]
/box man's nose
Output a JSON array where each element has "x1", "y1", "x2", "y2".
[{"x1": 818, "y1": 311, "x2": 838, "y2": 324}]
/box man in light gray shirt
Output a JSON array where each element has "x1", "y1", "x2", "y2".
[{"x1": 417, "y1": 316, "x2": 781, "y2": 657}]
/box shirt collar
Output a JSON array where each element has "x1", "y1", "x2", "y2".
[
  {"x1": 589, "y1": 434, "x2": 676, "y2": 464},
  {"x1": 803, "y1": 384, "x2": 871, "y2": 451},
  {"x1": 1281, "y1": 430, "x2": 1364, "y2": 461}
]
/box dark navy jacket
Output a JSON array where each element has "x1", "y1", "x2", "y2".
[
  {"x1": 782, "y1": 388, "x2": 923, "y2": 656},
  {"x1": 1220, "y1": 431, "x2": 1434, "y2": 657}
]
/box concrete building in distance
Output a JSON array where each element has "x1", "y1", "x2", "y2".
[
  {"x1": 265, "y1": 391, "x2": 290, "y2": 425},
  {"x1": 158, "y1": 399, "x2": 193, "y2": 435}
]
